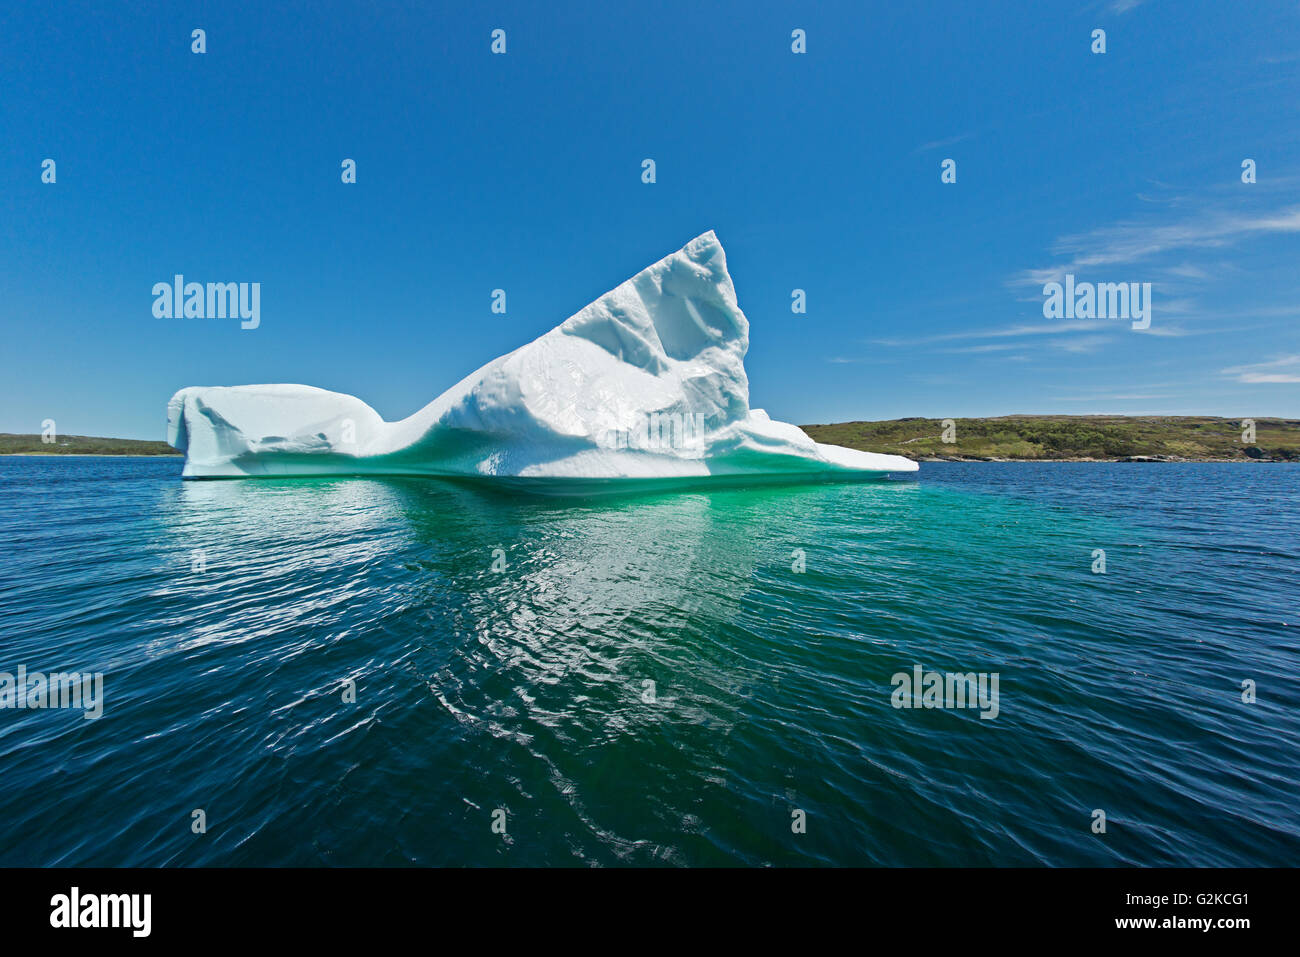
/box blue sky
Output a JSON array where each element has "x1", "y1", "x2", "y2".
[{"x1": 2, "y1": 0, "x2": 1298, "y2": 439}]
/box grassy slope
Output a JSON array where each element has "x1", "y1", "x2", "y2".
[
  {"x1": 0, "y1": 434, "x2": 178, "y2": 455},
  {"x1": 801, "y1": 416, "x2": 1300, "y2": 461}
]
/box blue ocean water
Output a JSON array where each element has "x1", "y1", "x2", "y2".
[{"x1": 0, "y1": 456, "x2": 1296, "y2": 866}]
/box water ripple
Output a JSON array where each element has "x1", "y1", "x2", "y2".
[{"x1": 0, "y1": 457, "x2": 1296, "y2": 865}]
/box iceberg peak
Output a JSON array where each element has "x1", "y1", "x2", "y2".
[{"x1": 167, "y1": 232, "x2": 917, "y2": 486}]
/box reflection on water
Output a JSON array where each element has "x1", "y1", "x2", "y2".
[{"x1": 1, "y1": 458, "x2": 1297, "y2": 866}]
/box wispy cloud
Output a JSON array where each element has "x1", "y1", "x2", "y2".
[
  {"x1": 1009, "y1": 206, "x2": 1300, "y2": 288},
  {"x1": 878, "y1": 183, "x2": 1300, "y2": 374},
  {"x1": 939, "y1": 343, "x2": 1023, "y2": 354},
  {"x1": 1161, "y1": 264, "x2": 1212, "y2": 281},
  {"x1": 872, "y1": 320, "x2": 1110, "y2": 347},
  {"x1": 1049, "y1": 377, "x2": 1191, "y2": 402},
  {"x1": 912, "y1": 132, "x2": 974, "y2": 154},
  {"x1": 1054, "y1": 392, "x2": 1177, "y2": 402},
  {"x1": 1048, "y1": 335, "x2": 1114, "y2": 354},
  {"x1": 1221, "y1": 354, "x2": 1300, "y2": 384}
]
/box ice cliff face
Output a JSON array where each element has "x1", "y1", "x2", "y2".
[{"x1": 166, "y1": 231, "x2": 918, "y2": 485}]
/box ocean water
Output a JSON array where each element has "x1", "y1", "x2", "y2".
[{"x1": 0, "y1": 456, "x2": 1296, "y2": 867}]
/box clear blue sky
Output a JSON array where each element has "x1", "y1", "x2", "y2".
[{"x1": 2, "y1": 0, "x2": 1297, "y2": 439}]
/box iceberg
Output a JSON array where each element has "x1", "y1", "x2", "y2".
[{"x1": 166, "y1": 231, "x2": 917, "y2": 489}]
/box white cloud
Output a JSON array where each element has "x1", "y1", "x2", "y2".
[
  {"x1": 873, "y1": 319, "x2": 1109, "y2": 347},
  {"x1": 1009, "y1": 206, "x2": 1300, "y2": 288},
  {"x1": 1048, "y1": 335, "x2": 1114, "y2": 354},
  {"x1": 1221, "y1": 354, "x2": 1300, "y2": 384},
  {"x1": 1054, "y1": 392, "x2": 1176, "y2": 402},
  {"x1": 940, "y1": 343, "x2": 1023, "y2": 354},
  {"x1": 912, "y1": 132, "x2": 974, "y2": 154}
]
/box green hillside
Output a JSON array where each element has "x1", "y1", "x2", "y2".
[
  {"x1": 801, "y1": 416, "x2": 1300, "y2": 462},
  {"x1": 0, "y1": 434, "x2": 178, "y2": 455}
]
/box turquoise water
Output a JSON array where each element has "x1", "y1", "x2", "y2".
[{"x1": 1, "y1": 457, "x2": 1296, "y2": 866}]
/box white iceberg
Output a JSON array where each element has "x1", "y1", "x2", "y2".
[{"x1": 166, "y1": 231, "x2": 917, "y2": 489}]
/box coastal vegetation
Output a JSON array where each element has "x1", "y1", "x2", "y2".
[
  {"x1": 0, "y1": 434, "x2": 178, "y2": 455},
  {"x1": 801, "y1": 416, "x2": 1300, "y2": 462}
]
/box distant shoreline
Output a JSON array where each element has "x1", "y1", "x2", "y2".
[
  {"x1": 4, "y1": 453, "x2": 1293, "y2": 463},
  {"x1": 4, "y1": 414, "x2": 1298, "y2": 462},
  {"x1": 0, "y1": 433, "x2": 179, "y2": 457},
  {"x1": 803, "y1": 415, "x2": 1299, "y2": 464},
  {"x1": 915, "y1": 456, "x2": 1294, "y2": 464}
]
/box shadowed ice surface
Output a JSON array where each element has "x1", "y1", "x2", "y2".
[{"x1": 1, "y1": 458, "x2": 1297, "y2": 865}]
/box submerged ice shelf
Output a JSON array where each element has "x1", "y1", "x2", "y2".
[{"x1": 167, "y1": 231, "x2": 918, "y2": 486}]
